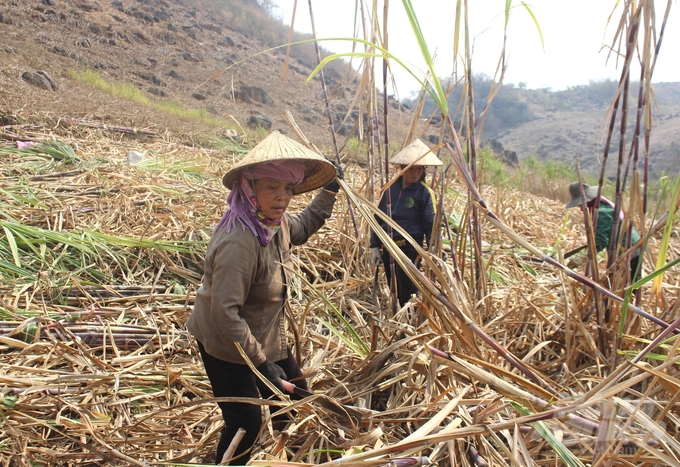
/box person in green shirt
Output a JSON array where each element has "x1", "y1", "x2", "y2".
[{"x1": 565, "y1": 182, "x2": 641, "y2": 281}]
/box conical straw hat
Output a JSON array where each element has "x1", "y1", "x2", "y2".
[
  {"x1": 222, "y1": 131, "x2": 336, "y2": 194},
  {"x1": 389, "y1": 139, "x2": 443, "y2": 166}
]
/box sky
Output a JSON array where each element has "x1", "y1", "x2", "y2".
[{"x1": 268, "y1": 0, "x2": 679, "y2": 99}]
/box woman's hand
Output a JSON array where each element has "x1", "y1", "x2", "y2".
[
  {"x1": 323, "y1": 159, "x2": 344, "y2": 193},
  {"x1": 279, "y1": 379, "x2": 296, "y2": 394},
  {"x1": 567, "y1": 253, "x2": 587, "y2": 269},
  {"x1": 256, "y1": 360, "x2": 287, "y2": 392}
]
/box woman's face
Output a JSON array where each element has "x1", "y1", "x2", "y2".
[
  {"x1": 253, "y1": 177, "x2": 294, "y2": 220},
  {"x1": 401, "y1": 165, "x2": 425, "y2": 186}
]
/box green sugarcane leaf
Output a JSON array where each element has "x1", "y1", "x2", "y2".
[
  {"x1": 519, "y1": 2, "x2": 544, "y2": 51},
  {"x1": 401, "y1": 0, "x2": 448, "y2": 115},
  {"x1": 288, "y1": 267, "x2": 370, "y2": 357},
  {"x1": 513, "y1": 402, "x2": 587, "y2": 467},
  {"x1": 2, "y1": 225, "x2": 21, "y2": 267},
  {"x1": 653, "y1": 171, "x2": 680, "y2": 294},
  {"x1": 0, "y1": 258, "x2": 33, "y2": 277},
  {"x1": 0, "y1": 393, "x2": 17, "y2": 409},
  {"x1": 37, "y1": 140, "x2": 81, "y2": 162},
  {"x1": 505, "y1": 0, "x2": 512, "y2": 27},
  {"x1": 0, "y1": 187, "x2": 46, "y2": 208},
  {"x1": 316, "y1": 317, "x2": 366, "y2": 357},
  {"x1": 621, "y1": 255, "x2": 680, "y2": 338},
  {"x1": 305, "y1": 37, "x2": 446, "y2": 112},
  {"x1": 617, "y1": 350, "x2": 680, "y2": 363}
]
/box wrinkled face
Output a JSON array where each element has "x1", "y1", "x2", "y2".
[
  {"x1": 253, "y1": 177, "x2": 294, "y2": 220},
  {"x1": 400, "y1": 165, "x2": 425, "y2": 185}
]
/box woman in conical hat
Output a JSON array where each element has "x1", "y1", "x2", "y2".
[
  {"x1": 369, "y1": 138, "x2": 442, "y2": 307},
  {"x1": 186, "y1": 131, "x2": 342, "y2": 464}
]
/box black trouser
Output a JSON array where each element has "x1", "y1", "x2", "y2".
[
  {"x1": 197, "y1": 342, "x2": 307, "y2": 465},
  {"x1": 381, "y1": 235, "x2": 423, "y2": 307}
]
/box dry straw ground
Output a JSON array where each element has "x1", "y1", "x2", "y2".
[{"x1": 0, "y1": 115, "x2": 679, "y2": 466}]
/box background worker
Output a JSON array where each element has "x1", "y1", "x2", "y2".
[
  {"x1": 186, "y1": 131, "x2": 342, "y2": 465},
  {"x1": 370, "y1": 138, "x2": 442, "y2": 306},
  {"x1": 565, "y1": 181, "x2": 641, "y2": 281}
]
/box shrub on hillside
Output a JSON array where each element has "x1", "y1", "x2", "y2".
[{"x1": 407, "y1": 74, "x2": 534, "y2": 138}]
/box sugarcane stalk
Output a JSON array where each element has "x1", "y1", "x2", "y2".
[
  {"x1": 431, "y1": 348, "x2": 668, "y2": 453},
  {"x1": 594, "y1": 6, "x2": 639, "y2": 197},
  {"x1": 59, "y1": 117, "x2": 157, "y2": 136},
  {"x1": 7, "y1": 386, "x2": 82, "y2": 395},
  {"x1": 603, "y1": 7, "x2": 640, "y2": 290},
  {"x1": 380, "y1": 456, "x2": 430, "y2": 467},
  {"x1": 76, "y1": 333, "x2": 158, "y2": 341},
  {"x1": 339, "y1": 178, "x2": 551, "y2": 390},
  {"x1": 575, "y1": 161, "x2": 608, "y2": 354},
  {"x1": 464, "y1": 58, "x2": 485, "y2": 304},
  {"x1": 380, "y1": 1, "x2": 400, "y2": 315},
  {"x1": 27, "y1": 169, "x2": 84, "y2": 181},
  {"x1": 467, "y1": 445, "x2": 488, "y2": 467},
  {"x1": 42, "y1": 323, "x2": 156, "y2": 333},
  {"x1": 629, "y1": 64, "x2": 646, "y2": 193},
  {"x1": 429, "y1": 347, "x2": 595, "y2": 431},
  {"x1": 641, "y1": 2, "x2": 671, "y2": 214},
  {"x1": 368, "y1": 116, "x2": 377, "y2": 202},
  {"x1": 305, "y1": 0, "x2": 360, "y2": 240},
  {"x1": 607, "y1": 69, "x2": 631, "y2": 284},
  {"x1": 317, "y1": 395, "x2": 620, "y2": 467},
  {"x1": 445, "y1": 144, "x2": 675, "y2": 333},
  {"x1": 220, "y1": 427, "x2": 246, "y2": 465},
  {"x1": 405, "y1": 259, "x2": 545, "y2": 388},
  {"x1": 439, "y1": 164, "x2": 462, "y2": 282}
]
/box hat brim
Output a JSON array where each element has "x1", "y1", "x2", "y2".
[
  {"x1": 389, "y1": 139, "x2": 443, "y2": 166},
  {"x1": 222, "y1": 131, "x2": 336, "y2": 194},
  {"x1": 222, "y1": 159, "x2": 336, "y2": 195},
  {"x1": 565, "y1": 197, "x2": 583, "y2": 209},
  {"x1": 565, "y1": 184, "x2": 598, "y2": 209}
]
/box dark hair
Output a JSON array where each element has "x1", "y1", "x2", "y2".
[{"x1": 396, "y1": 165, "x2": 427, "y2": 183}]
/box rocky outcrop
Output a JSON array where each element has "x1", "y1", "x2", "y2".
[
  {"x1": 21, "y1": 71, "x2": 57, "y2": 91},
  {"x1": 238, "y1": 86, "x2": 273, "y2": 106},
  {"x1": 247, "y1": 115, "x2": 272, "y2": 130},
  {"x1": 0, "y1": 11, "x2": 14, "y2": 24},
  {"x1": 483, "y1": 138, "x2": 518, "y2": 166}
]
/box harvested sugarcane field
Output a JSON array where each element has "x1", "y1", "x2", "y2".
[{"x1": 1, "y1": 1, "x2": 680, "y2": 466}]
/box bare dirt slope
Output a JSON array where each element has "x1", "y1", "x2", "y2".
[{"x1": 0, "y1": 0, "x2": 413, "y2": 150}]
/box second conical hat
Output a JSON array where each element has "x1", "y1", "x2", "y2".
[
  {"x1": 389, "y1": 139, "x2": 442, "y2": 166},
  {"x1": 222, "y1": 131, "x2": 336, "y2": 194}
]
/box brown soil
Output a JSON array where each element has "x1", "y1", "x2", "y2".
[{"x1": 0, "y1": 0, "x2": 413, "y2": 152}]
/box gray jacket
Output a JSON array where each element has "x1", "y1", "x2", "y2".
[{"x1": 187, "y1": 190, "x2": 336, "y2": 365}]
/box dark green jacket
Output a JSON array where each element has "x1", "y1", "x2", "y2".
[{"x1": 594, "y1": 204, "x2": 640, "y2": 255}]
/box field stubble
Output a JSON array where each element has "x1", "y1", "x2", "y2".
[{"x1": 0, "y1": 119, "x2": 679, "y2": 466}]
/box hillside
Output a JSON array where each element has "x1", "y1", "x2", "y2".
[
  {"x1": 0, "y1": 0, "x2": 413, "y2": 150},
  {"x1": 499, "y1": 82, "x2": 680, "y2": 178},
  {"x1": 3, "y1": 0, "x2": 676, "y2": 180},
  {"x1": 410, "y1": 77, "x2": 680, "y2": 179}
]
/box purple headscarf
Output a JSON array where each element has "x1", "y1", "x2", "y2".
[
  {"x1": 214, "y1": 160, "x2": 306, "y2": 246},
  {"x1": 241, "y1": 160, "x2": 305, "y2": 185}
]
